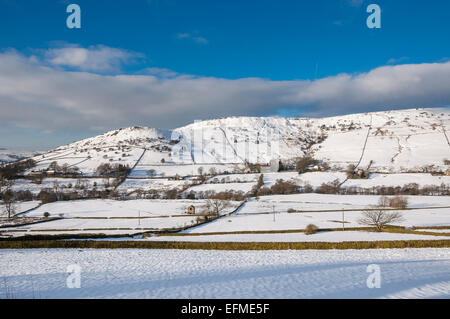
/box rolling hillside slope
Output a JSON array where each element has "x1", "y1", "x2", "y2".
[{"x1": 23, "y1": 108, "x2": 450, "y2": 175}]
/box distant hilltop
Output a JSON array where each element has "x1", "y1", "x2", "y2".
[{"x1": 14, "y1": 107, "x2": 450, "y2": 175}]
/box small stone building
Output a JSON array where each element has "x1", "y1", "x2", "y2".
[{"x1": 186, "y1": 205, "x2": 195, "y2": 215}]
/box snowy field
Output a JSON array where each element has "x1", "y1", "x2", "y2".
[
  {"x1": 184, "y1": 182, "x2": 256, "y2": 194},
  {"x1": 173, "y1": 194, "x2": 450, "y2": 234},
  {"x1": 149, "y1": 231, "x2": 450, "y2": 242},
  {"x1": 0, "y1": 201, "x2": 40, "y2": 215},
  {"x1": 203, "y1": 172, "x2": 449, "y2": 190},
  {"x1": 31, "y1": 147, "x2": 145, "y2": 176},
  {"x1": 11, "y1": 178, "x2": 106, "y2": 194},
  {"x1": 239, "y1": 193, "x2": 450, "y2": 211},
  {"x1": 0, "y1": 199, "x2": 241, "y2": 237},
  {"x1": 263, "y1": 172, "x2": 347, "y2": 188},
  {"x1": 117, "y1": 178, "x2": 190, "y2": 193},
  {"x1": 343, "y1": 173, "x2": 450, "y2": 188},
  {"x1": 0, "y1": 248, "x2": 449, "y2": 298},
  {"x1": 21, "y1": 199, "x2": 239, "y2": 218},
  {"x1": 129, "y1": 163, "x2": 242, "y2": 178},
  {"x1": 1, "y1": 194, "x2": 448, "y2": 239},
  {"x1": 6, "y1": 216, "x2": 198, "y2": 232},
  {"x1": 183, "y1": 208, "x2": 450, "y2": 234}
]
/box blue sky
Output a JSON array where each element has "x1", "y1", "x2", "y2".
[
  {"x1": 2, "y1": 0, "x2": 449, "y2": 79},
  {"x1": 0, "y1": 0, "x2": 449, "y2": 150}
]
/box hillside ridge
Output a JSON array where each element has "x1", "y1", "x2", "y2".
[{"x1": 17, "y1": 107, "x2": 450, "y2": 174}]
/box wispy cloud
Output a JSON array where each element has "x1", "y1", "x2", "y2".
[
  {"x1": 176, "y1": 32, "x2": 209, "y2": 44},
  {"x1": 347, "y1": 0, "x2": 364, "y2": 7},
  {"x1": 387, "y1": 57, "x2": 410, "y2": 65}
]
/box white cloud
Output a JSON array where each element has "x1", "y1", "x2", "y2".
[
  {"x1": 0, "y1": 47, "x2": 449, "y2": 134},
  {"x1": 45, "y1": 45, "x2": 142, "y2": 72}
]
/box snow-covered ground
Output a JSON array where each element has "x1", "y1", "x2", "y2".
[
  {"x1": 0, "y1": 199, "x2": 241, "y2": 237},
  {"x1": 30, "y1": 146, "x2": 145, "y2": 177},
  {"x1": 242, "y1": 193, "x2": 450, "y2": 210},
  {"x1": 117, "y1": 178, "x2": 190, "y2": 193},
  {"x1": 0, "y1": 248, "x2": 449, "y2": 298},
  {"x1": 1, "y1": 194, "x2": 448, "y2": 238},
  {"x1": 205, "y1": 172, "x2": 450, "y2": 190},
  {"x1": 343, "y1": 173, "x2": 450, "y2": 188},
  {"x1": 149, "y1": 231, "x2": 449, "y2": 242},
  {"x1": 313, "y1": 108, "x2": 450, "y2": 172},
  {"x1": 0, "y1": 149, "x2": 41, "y2": 163},
  {"x1": 263, "y1": 172, "x2": 347, "y2": 188},
  {"x1": 182, "y1": 208, "x2": 450, "y2": 234},
  {"x1": 129, "y1": 163, "x2": 242, "y2": 178},
  {"x1": 11, "y1": 178, "x2": 106, "y2": 195},
  {"x1": 0, "y1": 201, "x2": 40, "y2": 216},
  {"x1": 184, "y1": 182, "x2": 255, "y2": 195},
  {"x1": 4, "y1": 216, "x2": 198, "y2": 235},
  {"x1": 181, "y1": 194, "x2": 450, "y2": 234},
  {"x1": 20, "y1": 108, "x2": 450, "y2": 178},
  {"x1": 22, "y1": 199, "x2": 239, "y2": 218},
  {"x1": 419, "y1": 229, "x2": 450, "y2": 233},
  {"x1": 4, "y1": 108, "x2": 447, "y2": 207}
]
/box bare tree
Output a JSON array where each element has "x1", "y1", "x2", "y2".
[
  {"x1": 53, "y1": 181, "x2": 61, "y2": 201},
  {"x1": 208, "y1": 167, "x2": 217, "y2": 176},
  {"x1": 358, "y1": 209, "x2": 404, "y2": 232},
  {"x1": 0, "y1": 173, "x2": 7, "y2": 194},
  {"x1": 377, "y1": 195, "x2": 409, "y2": 209},
  {"x1": 31, "y1": 174, "x2": 44, "y2": 185},
  {"x1": 2, "y1": 185, "x2": 16, "y2": 219},
  {"x1": 377, "y1": 195, "x2": 390, "y2": 208},
  {"x1": 204, "y1": 199, "x2": 230, "y2": 217},
  {"x1": 147, "y1": 169, "x2": 156, "y2": 177},
  {"x1": 97, "y1": 164, "x2": 112, "y2": 188}
]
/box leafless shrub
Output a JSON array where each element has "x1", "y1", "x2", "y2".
[
  {"x1": 358, "y1": 209, "x2": 404, "y2": 232},
  {"x1": 305, "y1": 224, "x2": 319, "y2": 235},
  {"x1": 388, "y1": 195, "x2": 409, "y2": 209},
  {"x1": 377, "y1": 195, "x2": 409, "y2": 209},
  {"x1": 270, "y1": 179, "x2": 298, "y2": 195}
]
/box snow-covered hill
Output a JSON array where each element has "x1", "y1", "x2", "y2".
[
  {"x1": 26, "y1": 108, "x2": 450, "y2": 175},
  {"x1": 0, "y1": 149, "x2": 41, "y2": 163}
]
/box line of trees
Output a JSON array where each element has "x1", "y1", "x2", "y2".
[
  {"x1": 96, "y1": 163, "x2": 131, "y2": 188},
  {"x1": 0, "y1": 159, "x2": 36, "y2": 180}
]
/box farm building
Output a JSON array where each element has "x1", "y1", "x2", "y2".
[{"x1": 186, "y1": 205, "x2": 195, "y2": 214}]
